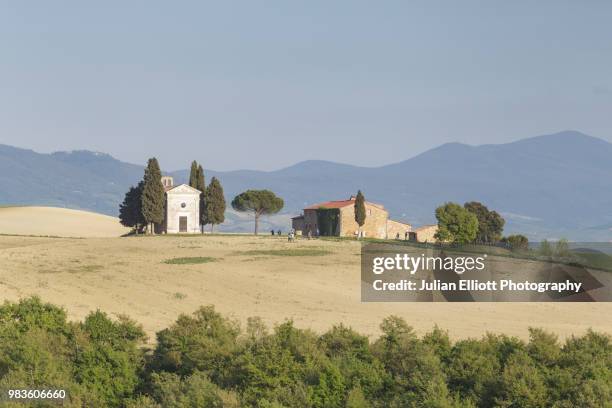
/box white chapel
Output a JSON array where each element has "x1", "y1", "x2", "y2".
[{"x1": 161, "y1": 176, "x2": 201, "y2": 234}]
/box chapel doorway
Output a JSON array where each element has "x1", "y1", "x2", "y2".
[{"x1": 179, "y1": 216, "x2": 188, "y2": 233}]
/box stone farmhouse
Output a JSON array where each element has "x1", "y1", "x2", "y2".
[
  {"x1": 291, "y1": 196, "x2": 412, "y2": 240},
  {"x1": 408, "y1": 225, "x2": 438, "y2": 243},
  {"x1": 160, "y1": 176, "x2": 201, "y2": 234}
]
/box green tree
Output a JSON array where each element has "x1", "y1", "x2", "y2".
[
  {"x1": 553, "y1": 330, "x2": 612, "y2": 407},
  {"x1": 501, "y1": 235, "x2": 529, "y2": 251},
  {"x1": 196, "y1": 164, "x2": 206, "y2": 233},
  {"x1": 423, "y1": 325, "x2": 452, "y2": 362},
  {"x1": 150, "y1": 306, "x2": 240, "y2": 381},
  {"x1": 495, "y1": 352, "x2": 548, "y2": 408},
  {"x1": 446, "y1": 338, "x2": 502, "y2": 406},
  {"x1": 319, "y1": 325, "x2": 385, "y2": 401},
  {"x1": 307, "y1": 362, "x2": 345, "y2": 408},
  {"x1": 188, "y1": 161, "x2": 199, "y2": 189},
  {"x1": 346, "y1": 387, "x2": 370, "y2": 408},
  {"x1": 354, "y1": 191, "x2": 366, "y2": 239},
  {"x1": 1, "y1": 297, "x2": 611, "y2": 407},
  {"x1": 539, "y1": 240, "x2": 553, "y2": 257},
  {"x1": 527, "y1": 328, "x2": 560, "y2": 367},
  {"x1": 74, "y1": 311, "x2": 147, "y2": 407},
  {"x1": 435, "y1": 202, "x2": 479, "y2": 244},
  {"x1": 372, "y1": 316, "x2": 453, "y2": 407},
  {"x1": 0, "y1": 297, "x2": 147, "y2": 407},
  {"x1": 119, "y1": 181, "x2": 145, "y2": 233},
  {"x1": 464, "y1": 201, "x2": 505, "y2": 243},
  {"x1": 555, "y1": 238, "x2": 571, "y2": 258},
  {"x1": 231, "y1": 190, "x2": 284, "y2": 235},
  {"x1": 149, "y1": 371, "x2": 239, "y2": 408},
  {"x1": 187, "y1": 161, "x2": 206, "y2": 232},
  {"x1": 141, "y1": 158, "x2": 165, "y2": 234},
  {"x1": 203, "y1": 177, "x2": 226, "y2": 233}
]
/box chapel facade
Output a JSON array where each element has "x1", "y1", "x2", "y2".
[{"x1": 161, "y1": 176, "x2": 201, "y2": 234}]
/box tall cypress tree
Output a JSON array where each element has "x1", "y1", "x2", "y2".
[
  {"x1": 141, "y1": 158, "x2": 165, "y2": 234},
  {"x1": 196, "y1": 164, "x2": 206, "y2": 233},
  {"x1": 203, "y1": 176, "x2": 226, "y2": 233},
  {"x1": 354, "y1": 190, "x2": 366, "y2": 238},
  {"x1": 188, "y1": 161, "x2": 199, "y2": 189}
]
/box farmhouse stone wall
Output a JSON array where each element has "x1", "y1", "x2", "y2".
[
  {"x1": 293, "y1": 197, "x2": 418, "y2": 240},
  {"x1": 386, "y1": 219, "x2": 412, "y2": 239},
  {"x1": 301, "y1": 209, "x2": 319, "y2": 236},
  {"x1": 410, "y1": 225, "x2": 438, "y2": 243},
  {"x1": 338, "y1": 203, "x2": 388, "y2": 239}
]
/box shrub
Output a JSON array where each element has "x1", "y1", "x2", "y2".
[
  {"x1": 73, "y1": 311, "x2": 146, "y2": 407},
  {"x1": 501, "y1": 234, "x2": 529, "y2": 251},
  {"x1": 150, "y1": 306, "x2": 240, "y2": 383},
  {"x1": 0, "y1": 298, "x2": 610, "y2": 407},
  {"x1": 148, "y1": 371, "x2": 239, "y2": 408},
  {"x1": 495, "y1": 352, "x2": 548, "y2": 408}
]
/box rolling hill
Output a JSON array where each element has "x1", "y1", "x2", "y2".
[
  {"x1": 1, "y1": 131, "x2": 611, "y2": 240},
  {"x1": 0, "y1": 206, "x2": 129, "y2": 237}
]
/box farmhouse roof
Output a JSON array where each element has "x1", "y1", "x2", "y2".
[
  {"x1": 388, "y1": 219, "x2": 412, "y2": 227},
  {"x1": 414, "y1": 224, "x2": 437, "y2": 231},
  {"x1": 304, "y1": 197, "x2": 385, "y2": 210}
]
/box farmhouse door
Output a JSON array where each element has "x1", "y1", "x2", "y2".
[{"x1": 179, "y1": 216, "x2": 187, "y2": 232}]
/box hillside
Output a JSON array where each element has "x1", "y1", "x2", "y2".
[
  {"x1": 0, "y1": 207, "x2": 129, "y2": 237},
  {"x1": 1, "y1": 131, "x2": 611, "y2": 240},
  {"x1": 0, "y1": 145, "x2": 143, "y2": 215}
]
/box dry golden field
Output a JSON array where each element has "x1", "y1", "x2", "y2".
[
  {"x1": 0, "y1": 206, "x2": 130, "y2": 237},
  {"x1": 0, "y1": 232, "x2": 610, "y2": 342}
]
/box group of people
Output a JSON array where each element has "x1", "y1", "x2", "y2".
[{"x1": 271, "y1": 228, "x2": 300, "y2": 242}]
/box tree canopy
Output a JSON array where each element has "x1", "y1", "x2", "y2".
[
  {"x1": 464, "y1": 201, "x2": 505, "y2": 243},
  {"x1": 501, "y1": 234, "x2": 529, "y2": 251},
  {"x1": 141, "y1": 158, "x2": 165, "y2": 233},
  {"x1": 354, "y1": 190, "x2": 366, "y2": 230},
  {"x1": 231, "y1": 190, "x2": 283, "y2": 235},
  {"x1": 3, "y1": 297, "x2": 610, "y2": 407},
  {"x1": 196, "y1": 164, "x2": 206, "y2": 232},
  {"x1": 119, "y1": 181, "x2": 145, "y2": 233},
  {"x1": 434, "y1": 202, "x2": 479, "y2": 243},
  {"x1": 188, "y1": 160, "x2": 199, "y2": 189},
  {"x1": 203, "y1": 177, "x2": 226, "y2": 232}
]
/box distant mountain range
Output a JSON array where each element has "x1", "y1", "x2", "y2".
[{"x1": 1, "y1": 131, "x2": 611, "y2": 240}]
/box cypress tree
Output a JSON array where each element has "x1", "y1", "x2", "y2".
[
  {"x1": 141, "y1": 158, "x2": 165, "y2": 234},
  {"x1": 188, "y1": 161, "x2": 199, "y2": 189},
  {"x1": 354, "y1": 190, "x2": 366, "y2": 238},
  {"x1": 203, "y1": 177, "x2": 226, "y2": 233},
  {"x1": 119, "y1": 181, "x2": 145, "y2": 233},
  {"x1": 196, "y1": 164, "x2": 206, "y2": 233}
]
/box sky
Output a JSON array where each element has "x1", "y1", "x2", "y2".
[{"x1": 1, "y1": 1, "x2": 611, "y2": 171}]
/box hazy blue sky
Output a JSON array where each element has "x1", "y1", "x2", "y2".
[{"x1": 1, "y1": 2, "x2": 611, "y2": 171}]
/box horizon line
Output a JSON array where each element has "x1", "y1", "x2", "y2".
[{"x1": 0, "y1": 129, "x2": 605, "y2": 173}]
